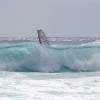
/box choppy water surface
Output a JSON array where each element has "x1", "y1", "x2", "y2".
[
  {"x1": 0, "y1": 40, "x2": 100, "y2": 100},
  {"x1": 0, "y1": 72, "x2": 100, "y2": 100}
]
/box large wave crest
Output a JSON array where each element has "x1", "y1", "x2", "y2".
[{"x1": 0, "y1": 41, "x2": 100, "y2": 72}]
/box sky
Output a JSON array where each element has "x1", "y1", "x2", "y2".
[{"x1": 0, "y1": 0, "x2": 100, "y2": 37}]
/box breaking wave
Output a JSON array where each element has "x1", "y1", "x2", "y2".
[{"x1": 0, "y1": 40, "x2": 100, "y2": 72}]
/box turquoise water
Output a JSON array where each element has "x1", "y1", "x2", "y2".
[
  {"x1": 0, "y1": 41, "x2": 100, "y2": 72},
  {"x1": 0, "y1": 41, "x2": 100, "y2": 100}
]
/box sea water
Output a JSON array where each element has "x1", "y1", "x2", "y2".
[{"x1": 0, "y1": 40, "x2": 100, "y2": 100}]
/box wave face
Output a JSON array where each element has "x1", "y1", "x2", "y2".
[{"x1": 0, "y1": 41, "x2": 100, "y2": 72}]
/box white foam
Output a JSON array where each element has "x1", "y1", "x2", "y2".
[{"x1": 0, "y1": 72, "x2": 100, "y2": 100}]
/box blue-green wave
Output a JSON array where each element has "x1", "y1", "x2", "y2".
[{"x1": 0, "y1": 41, "x2": 100, "y2": 72}]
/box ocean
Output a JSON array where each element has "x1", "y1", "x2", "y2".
[{"x1": 0, "y1": 39, "x2": 100, "y2": 100}]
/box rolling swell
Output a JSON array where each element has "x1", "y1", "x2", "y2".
[{"x1": 0, "y1": 41, "x2": 100, "y2": 72}]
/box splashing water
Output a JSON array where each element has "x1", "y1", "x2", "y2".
[
  {"x1": 0, "y1": 40, "x2": 100, "y2": 100},
  {"x1": 0, "y1": 40, "x2": 100, "y2": 72}
]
